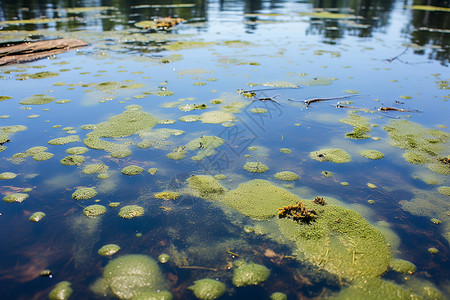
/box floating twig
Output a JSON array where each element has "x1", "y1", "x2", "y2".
[
  {"x1": 178, "y1": 265, "x2": 218, "y2": 271},
  {"x1": 304, "y1": 94, "x2": 359, "y2": 107},
  {"x1": 385, "y1": 46, "x2": 409, "y2": 63},
  {"x1": 250, "y1": 95, "x2": 281, "y2": 105},
  {"x1": 378, "y1": 107, "x2": 420, "y2": 113},
  {"x1": 226, "y1": 250, "x2": 240, "y2": 258}
]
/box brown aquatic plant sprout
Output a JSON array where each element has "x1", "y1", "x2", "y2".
[
  {"x1": 278, "y1": 201, "x2": 317, "y2": 224},
  {"x1": 313, "y1": 196, "x2": 327, "y2": 206}
]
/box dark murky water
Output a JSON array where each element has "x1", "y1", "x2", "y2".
[{"x1": 0, "y1": 0, "x2": 449, "y2": 299}]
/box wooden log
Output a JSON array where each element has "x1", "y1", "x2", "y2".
[{"x1": 0, "y1": 38, "x2": 88, "y2": 66}]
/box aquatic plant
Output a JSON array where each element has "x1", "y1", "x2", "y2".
[
  {"x1": 243, "y1": 162, "x2": 269, "y2": 173},
  {"x1": 83, "y1": 205, "x2": 107, "y2": 217},
  {"x1": 200, "y1": 111, "x2": 235, "y2": 124},
  {"x1": 158, "y1": 254, "x2": 170, "y2": 264},
  {"x1": 270, "y1": 292, "x2": 287, "y2": 300},
  {"x1": 29, "y1": 212, "x2": 46, "y2": 222},
  {"x1": 360, "y1": 150, "x2": 384, "y2": 160},
  {"x1": 278, "y1": 201, "x2": 317, "y2": 223},
  {"x1": 49, "y1": 281, "x2": 73, "y2": 300},
  {"x1": 121, "y1": 165, "x2": 145, "y2": 176},
  {"x1": 389, "y1": 258, "x2": 416, "y2": 274},
  {"x1": 19, "y1": 94, "x2": 56, "y2": 105},
  {"x1": 48, "y1": 135, "x2": 81, "y2": 145},
  {"x1": 32, "y1": 152, "x2": 54, "y2": 161},
  {"x1": 309, "y1": 148, "x2": 351, "y2": 163},
  {"x1": 3, "y1": 193, "x2": 29, "y2": 203},
  {"x1": 274, "y1": 171, "x2": 299, "y2": 181},
  {"x1": 98, "y1": 244, "x2": 121, "y2": 256},
  {"x1": 154, "y1": 192, "x2": 180, "y2": 200},
  {"x1": 232, "y1": 261, "x2": 270, "y2": 287},
  {"x1": 118, "y1": 205, "x2": 144, "y2": 219},
  {"x1": 0, "y1": 172, "x2": 17, "y2": 180},
  {"x1": 187, "y1": 175, "x2": 227, "y2": 198},
  {"x1": 72, "y1": 187, "x2": 97, "y2": 200},
  {"x1": 188, "y1": 278, "x2": 226, "y2": 300},
  {"x1": 60, "y1": 155, "x2": 85, "y2": 166}
]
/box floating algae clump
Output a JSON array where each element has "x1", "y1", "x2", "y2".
[
  {"x1": 0, "y1": 172, "x2": 17, "y2": 180},
  {"x1": 383, "y1": 120, "x2": 449, "y2": 172},
  {"x1": 0, "y1": 125, "x2": 27, "y2": 145},
  {"x1": 83, "y1": 205, "x2": 107, "y2": 217},
  {"x1": 60, "y1": 155, "x2": 85, "y2": 166},
  {"x1": 48, "y1": 135, "x2": 81, "y2": 145},
  {"x1": 72, "y1": 187, "x2": 97, "y2": 200},
  {"x1": 19, "y1": 94, "x2": 56, "y2": 105},
  {"x1": 274, "y1": 171, "x2": 299, "y2": 181},
  {"x1": 118, "y1": 205, "x2": 144, "y2": 219},
  {"x1": 29, "y1": 212, "x2": 46, "y2": 222},
  {"x1": 188, "y1": 278, "x2": 226, "y2": 300},
  {"x1": 25, "y1": 146, "x2": 48, "y2": 155},
  {"x1": 166, "y1": 147, "x2": 188, "y2": 160},
  {"x1": 277, "y1": 200, "x2": 391, "y2": 280},
  {"x1": 49, "y1": 281, "x2": 73, "y2": 300},
  {"x1": 3, "y1": 193, "x2": 29, "y2": 203},
  {"x1": 310, "y1": 148, "x2": 351, "y2": 163},
  {"x1": 187, "y1": 175, "x2": 227, "y2": 199},
  {"x1": 270, "y1": 292, "x2": 287, "y2": 300},
  {"x1": 154, "y1": 192, "x2": 180, "y2": 200},
  {"x1": 83, "y1": 105, "x2": 158, "y2": 155},
  {"x1": 389, "y1": 258, "x2": 416, "y2": 274},
  {"x1": 221, "y1": 179, "x2": 300, "y2": 220},
  {"x1": 437, "y1": 186, "x2": 450, "y2": 196},
  {"x1": 339, "y1": 111, "x2": 372, "y2": 139},
  {"x1": 360, "y1": 150, "x2": 384, "y2": 160},
  {"x1": 200, "y1": 111, "x2": 235, "y2": 124},
  {"x1": 185, "y1": 135, "x2": 225, "y2": 160},
  {"x1": 101, "y1": 254, "x2": 166, "y2": 299},
  {"x1": 83, "y1": 163, "x2": 109, "y2": 174},
  {"x1": 158, "y1": 254, "x2": 170, "y2": 264},
  {"x1": 32, "y1": 152, "x2": 54, "y2": 161},
  {"x1": 66, "y1": 147, "x2": 88, "y2": 155},
  {"x1": 121, "y1": 165, "x2": 145, "y2": 176},
  {"x1": 243, "y1": 162, "x2": 269, "y2": 173},
  {"x1": 232, "y1": 261, "x2": 270, "y2": 287},
  {"x1": 98, "y1": 244, "x2": 121, "y2": 256}
]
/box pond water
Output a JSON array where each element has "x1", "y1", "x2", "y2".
[{"x1": 0, "y1": 0, "x2": 449, "y2": 299}]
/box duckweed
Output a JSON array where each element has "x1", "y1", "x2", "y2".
[
  {"x1": 232, "y1": 261, "x2": 270, "y2": 287},
  {"x1": 83, "y1": 205, "x2": 107, "y2": 217},
  {"x1": 29, "y1": 212, "x2": 46, "y2": 222},
  {"x1": 25, "y1": 146, "x2": 48, "y2": 155},
  {"x1": 98, "y1": 244, "x2": 121, "y2": 256},
  {"x1": 0, "y1": 172, "x2": 17, "y2": 180},
  {"x1": 121, "y1": 165, "x2": 145, "y2": 176},
  {"x1": 188, "y1": 278, "x2": 226, "y2": 300},
  {"x1": 310, "y1": 148, "x2": 351, "y2": 163},
  {"x1": 49, "y1": 281, "x2": 73, "y2": 300},
  {"x1": 274, "y1": 171, "x2": 299, "y2": 181},
  {"x1": 72, "y1": 187, "x2": 98, "y2": 200},
  {"x1": 0, "y1": 96, "x2": 12, "y2": 101},
  {"x1": 214, "y1": 174, "x2": 226, "y2": 180},
  {"x1": 118, "y1": 205, "x2": 144, "y2": 219},
  {"x1": 3, "y1": 193, "x2": 29, "y2": 203},
  {"x1": 360, "y1": 150, "x2": 385, "y2": 160}
]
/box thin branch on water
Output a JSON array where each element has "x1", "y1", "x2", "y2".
[
  {"x1": 303, "y1": 94, "x2": 359, "y2": 107},
  {"x1": 385, "y1": 46, "x2": 409, "y2": 63}
]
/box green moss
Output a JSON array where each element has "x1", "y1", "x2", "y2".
[
  {"x1": 437, "y1": 186, "x2": 450, "y2": 196},
  {"x1": 360, "y1": 150, "x2": 385, "y2": 160},
  {"x1": 187, "y1": 175, "x2": 227, "y2": 198},
  {"x1": 158, "y1": 254, "x2": 170, "y2": 264},
  {"x1": 83, "y1": 205, "x2": 107, "y2": 217},
  {"x1": 243, "y1": 162, "x2": 269, "y2": 173},
  {"x1": 121, "y1": 165, "x2": 145, "y2": 176},
  {"x1": 102, "y1": 254, "x2": 165, "y2": 299},
  {"x1": 19, "y1": 94, "x2": 56, "y2": 105},
  {"x1": 389, "y1": 259, "x2": 416, "y2": 274},
  {"x1": 49, "y1": 281, "x2": 73, "y2": 300},
  {"x1": 232, "y1": 261, "x2": 270, "y2": 287},
  {"x1": 72, "y1": 187, "x2": 97, "y2": 200},
  {"x1": 66, "y1": 147, "x2": 88, "y2": 155},
  {"x1": 29, "y1": 212, "x2": 46, "y2": 222},
  {"x1": 278, "y1": 201, "x2": 391, "y2": 280},
  {"x1": 60, "y1": 155, "x2": 85, "y2": 166},
  {"x1": 165, "y1": 41, "x2": 216, "y2": 51},
  {"x1": 274, "y1": 171, "x2": 299, "y2": 181},
  {"x1": 0, "y1": 172, "x2": 17, "y2": 180},
  {"x1": 221, "y1": 179, "x2": 299, "y2": 220},
  {"x1": 431, "y1": 218, "x2": 441, "y2": 225},
  {"x1": 340, "y1": 182, "x2": 350, "y2": 186},
  {"x1": 118, "y1": 205, "x2": 144, "y2": 219},
  {"x1": 97, "y1": 173, "x2": 110, "y2": 180},
  {"x1": 48, "y1": 135, "x2": 81, "y2": 145},
  {"x1": 200, "y1": 111, "x2": 235, "y2": 124},
  {"x1": 188, "y1": 278, "x2": 226, "y2": 300},
  {"x1": 3, "y1": 193, "x2": 29, "y2": 203},
  {"x1": 310, "y1": 148, "x2": 351, "y2": 163},
  {"x1": 178, "y1": 103, "x2": 207, "y2": 111},
  {"x1": 400, "y1": 190, "x2": 449, "y2": 223},
  {"x1": 32, "y1": 152, "x2": 54, "y2": 161},
  {"x1": 98, "y1": 244, "x2": 121, "y2": 256}
]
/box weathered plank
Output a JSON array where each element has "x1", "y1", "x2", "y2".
[{"x1": 0, "y1": 38, "x2": 88, "y2": 66}]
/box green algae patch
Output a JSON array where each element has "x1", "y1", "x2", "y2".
[
  {"x1": 389, "y1": 258, "x2": 416, "y2": 274},
  {"x1": 83, "y1": 106, "x2": 158, "y2": 155},
  {"x1": 383, "y1": 120, "x2": 449, "y2": 172},
  {"x1": 3, "y1": 193, "x2": 29, "y2": 203},
  {"x1": 154, "y1": 192, "x2": 180, "y2": 200},
  {"x1": 322, "y1": 170, "x2": 333, "y2": 177},
  {"x1": 66, "y1": 147, "x2": 88, "y2": 155},
  {"x1": 185, "y1": 135, "x2": 225, "y2": 160},
  {"x1": 118, "y1": 205, "x2": 144, "y2": 219},
  {"x1": 49, "y1": 135, "x2": 81, "y2": 145},
  {"x1": 250, "y1": 108, "x2": 268, "y2": 114},
  {"x1": 274, "y1": 171, "x2": 299, "y2": 181},
  {"x1": 158, "y1": 254, "x2": 170, "y2": 264},
  {"x1": 270, "y1": 292, "x2": 287, "y2": 300},
  {"x1": 278, "y1": 200, "x2": 391, "y2": 280},
  {"x1": 19, "y1": 95, "x2": 56, "y2": 105},
  {"x1": 360, "y1": 150, "x2": 385, "y2": 160},
  {"x1": 299, "y1": 76, "x2": 337, "y2": 86},
  {"x1": 83, "y1": 163, "x2": 109, "y2": 174},
  {"x1": 101, "y1": 254, "x2": 166, "y2": 299},
  {"x1": 1, "y1": 125, "x2": 28, "y2": 145},
  {"x1": 187, "y1": 175, "x2": 227, "y2": 199},
  {"x1": 300, "y1": 11, "x2": 356, "y2": 19},
  {"x1": 179, "y1": 115, "x2": 201, "y2": 122},
  {"x1": 121, "y1": 165, "x2": 145, "y2": 176},
  {"x1": 29, "y1": 212, "x2": 46, "y2": 222},
  {"x1": 32, "y1": 152, "x2": 54, "y2": 161},
  {"x1": 0, "y1": 96, "x2": 13, "y2": 101},
  {"x1": 49, "y1": 281, "x2": 73, "y2": 300},
  {"x1": 148, "y1": 168, "x2": 158, "y2": 175},
  {"x1": 200, "y1": 111, "x2": 235, "y2": 124},
  {"x1": 222, "y1": 179, "x2": 300, "y2": 220},
  {"x1": 72, "y1": 187, "x2": 98, "y2": 200},
  {"x1": 60, "y1": 155, "x2": 85, "y2": 166},
  {"x1": 409, "y1": 5, "x2": 450, "y2": 12},
  {"x1": 232, "y1": 261, "x2": 270, "y2": 287},
  {"x1": 437, "y1": 186, "x2": 450, "y2": 196},
  {"x1": 167, "y1": 147, "x2": 188, "y2": 160},
  {"x1": 83, "y1": 205, "x2": 107, "y2": 217},
  {"x1": 26, "y1": 146, "x2": 47, "y2": 155},
  {"x1": 29, "y1": 71, "x2": 59, "y2": 79},
  {"x1": 98, "y1": 244, "x2": 121, "y2": 256},
  {"x1": 280, "y1": 148, "x2": 291, "y2": 154},
  {"x1": 188, "y1": 278, "x2": 226, "y2": 300},
  {"x1": 310, "y1": 148, "x2": 351, "y2": 163},
  {"x1": 243, "y1": 162, "x2": 269, "y2": 173},
  {"x1": 0, "y1": 172, "x2": 17, "y2": 180},
  {"x1": 165, "y1": 41, "x2": 217, "y2": 51},
  {"x1": 340, "y1": 111, "x2": 372, "y2": 140},
  {"x1": 261, "y1": 81, "x2": 298, "y2": 88}
]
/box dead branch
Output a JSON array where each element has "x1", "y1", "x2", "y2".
[
  {"x1": 385, "y1": 46, "x2": 409, "y2": 63},
  {"x1": 304, "y1": 94, "x2": 358, "y2": 107}
]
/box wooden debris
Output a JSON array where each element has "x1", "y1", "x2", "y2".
[
  {"x1": 304, "y1": 94, "x2": 358, "y2": 107},
  {"x1": 0, "y1": 38, "x2": 88, "y2": 66}
]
